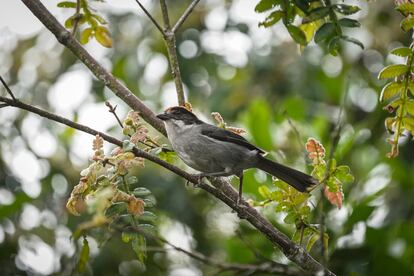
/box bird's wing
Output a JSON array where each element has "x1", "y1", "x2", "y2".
[{"x1": 200, "y1": 124, "x2": 265, "y2": 154}]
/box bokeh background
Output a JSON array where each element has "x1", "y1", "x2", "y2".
[{"x1": 1, "y1": 0, "x2": 414, "y2": 275}]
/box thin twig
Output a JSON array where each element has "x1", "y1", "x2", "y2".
[
  {"x1": 172, "y1": 0, "x2": 201, "y2": 33},
  {"x1": 159, "y1": 0, "x2": 171, "y2": 29},
  {"x1": 71, "y1": 0, "x2": 81, "y2": 35},
  {"x1": 159, "y1": 0, "x2": 186, "y2": 106},
  {"x1": 134, "y1": 0, "x2": 164, "y2": 34},
  {"x1": 319, "y1": 79, "x2": 350, "y2": 266},
  {"x1": 105, "y1": 101, "x2": 124, "y2": 128},
  {"x1": 0, "y1": 75, "x2": 16, "y2": 101}
]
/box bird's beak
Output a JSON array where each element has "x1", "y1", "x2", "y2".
[{"x1": 156, "y1": 113, "x2": 171, "y2": 120}]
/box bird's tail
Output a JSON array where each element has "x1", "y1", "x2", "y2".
[{"x1": 256, "y1": 155, "x2": 318, "y2": 192}]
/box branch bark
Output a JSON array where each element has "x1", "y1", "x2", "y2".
[{"x1": 16, "y1": 1, "x2": 335, "y2": 274}]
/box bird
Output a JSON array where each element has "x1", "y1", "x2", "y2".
[{"x1": 156, "y1": 106, "x2": 318, "y2": 203}]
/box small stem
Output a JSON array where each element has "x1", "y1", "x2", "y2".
[
  {"x1": 71, "y1": 0, "x2": 81, "y2": 35},
  {"x1": 159, "y1": 0, "x2": 186, "y2": 106},
  {"x1": 159, "y1": 0, "x2": 171, "y2": 29},
  {"x1": 172, "y1": 0, "x2": 201, "y2": 33},
  {"x1": 105, "y1": 101, "x2": 124, "y2": 129},
  {"x1": 134, "y1": 0, "x2": 164, "y2": 35},
  {"x1": 0, "y1": 75, "x2": 17, "y2": 101}
]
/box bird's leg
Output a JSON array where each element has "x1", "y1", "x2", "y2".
[
  {"x1": 191, "y1": 171, "x2": 232, "y2": 187},
  {"x1": 237, "y1": 172, "x2": 243, "y2": 206}
]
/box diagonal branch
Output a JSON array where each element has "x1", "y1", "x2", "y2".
[
  {"x1": 134, "y1": 0, "x2": 164, "y2": 35},
  {"x1": 172, "y1": 0, "x2": 201, "y2": 33},
  {"x1": 21, "y1": 0, "x2": 166, "y2": 136},
  {"x1": 0, "y1": 75, "x2": 16, "y2": 101}
]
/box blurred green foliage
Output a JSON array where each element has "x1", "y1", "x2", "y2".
[{"x1": 0, "y1": 0, "x2": 414, "y2": 275}]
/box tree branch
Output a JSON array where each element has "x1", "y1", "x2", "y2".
[
  {"x1": 172, "y1": 0, "x2": 201, "y2": 33},
  {"x1": 17, "y1": 1, "x2": 335, "y2": 274},
  {"x1": 159, "y1": 0, "x2": 186, "y2": 106},
  {"x1": 21, "y1": 0, "x2": 166, "y2": 136},
  {"x1": 0, "y1": 75, "x2": 16, "y2": 101},
  {"x1": 133, "y1": 0, "x2": 164, "y2": 35}
]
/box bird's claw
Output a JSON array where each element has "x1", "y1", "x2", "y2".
[{"x1": 187, "y1": 174, "x2": 205, "y2": 188}]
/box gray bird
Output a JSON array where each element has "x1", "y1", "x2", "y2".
[{"x1": 157, "y1": 106, "x2": 317, "y2": 203}]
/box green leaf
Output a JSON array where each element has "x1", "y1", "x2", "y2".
[
  {"x1": 80, "y1": 27, "x2": 94, "y2": 45},
  {"x1": 91, "y1": 13, "x2": 107, "y2": 24},
  {"x1": 64, "y1": 16, "x2": 74, "y2": 28},
  {"x1": 335, "y1": 165, "x2": 354, "y2": 183},
  {"x1": 333, "y1": 4, "x2": 360, "y2": 15},
  {"x1": 131, "y1": 234, "x2": 147, "y2": 263},
  {"x1": 299, "y1": 205, "x2": 311, "y2": 216},
  {"x1": 284, "y1": 212, "x2": 297, "y2": 224},
  {"x1": 378, "y1": 64, "x2": 409, "y2": 79},
  {"x1": 390, "y1": 47, "x2": 412, "y2": 57},
  {"x1": 105, "y1": 202, "x2": 128, "y2": 217},
  {"x1": 293, "y1": 0, "x2": 310, "y2": 13},
  {"x1": 255, "y1": 0, "x2": 280, "y2": 13},
  {"x1": 258, "y1": 185, "x2": 272, "y2": 199},
  {"x1": 299, "y1": 22, "x2": 318, "y2": 43},
  {"x1": 127, "y1": 176, "x2": 139, "y2": 185},
  {"x1": 259, "y1": 11, "x2": 284, "y2": 27},
  {"x1": 403, "y1": 116, "x2": 414, "y2": 134},
  {"x1": 405, "y1": 100, "x2": 414, "y2": 115},
  {"x1": 143, "y1": 197, "x2": 156, "y2": 208},
  {"x1": 385, "y1": 117, "x2": 396, "y2": 133},
  {"x1": 287, "y1": 25, "x2": 307, "y2": 45},
  {"x1": 121, "y1": 231, "x2": 136, "y2": 243},
  {"x1": 138, "y1": 224, "x2": 156, "y2": 235},
  {"x1": 133, "y1": 187, "x2": 151, "y2": 197},
  {"x1": 328, "y1": 36, "x2": 340, "y2": 56},
  {"x1": 95, "y1": 26, "x2": 113, "y2": 48},
  {"x1": 307, "y1": 7, "x2": 330, "y2": 21},
  {"x1": 306, "y1": 232, "x2": 320, "y2": 252},
  {"x1": 57, "y1": 1, "x2": 77, "y2": 8},
  {"x1": 341, "y1": 36, "x2": 364, "y2": 49},
  {"x1": 314, "y1": 23, "x2": 335, "y2": 43},
  {"x1": 401, "y1": 17, "x2": 414, "y2": 32},
  {"x1": 338, "y1": 18, "x2": 360, "y2": 28},
  {"x1": 380, "y1": 82, "x2": 403, "y2": 102},
  {"x1": 77, "y1": 237, "x2": 90, "y2": 273},
  {"x1": 139, "y1": 211, "x2": 157, "y2": 222},
  {"x1": 396, "y1": 3, "x2": 414, "y2": 14}
]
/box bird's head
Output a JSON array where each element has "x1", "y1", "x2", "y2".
[{"x1": 156, "y1": 106, "x2": 202, "y2": 125}]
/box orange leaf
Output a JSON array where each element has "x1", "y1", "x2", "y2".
[
  {"x1": 305, "y1": 138, "x2": 325, "y2": 161},
  {"x1": 324, "y1": 186, "x2": 343, "y2": 209}
]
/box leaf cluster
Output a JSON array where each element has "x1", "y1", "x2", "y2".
[
  {"x1": 255, "y1": 0, "x2": 363, "y2": 55},
  {"x1": 378, "y1": 2, "x2": 414, "y2": 158},
  {"x1": 57, "y1": 0, "x2": 113, "y2": 47},
  {"x1": 67, "y1": 131, "x2": 157, "y2": 270}
]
